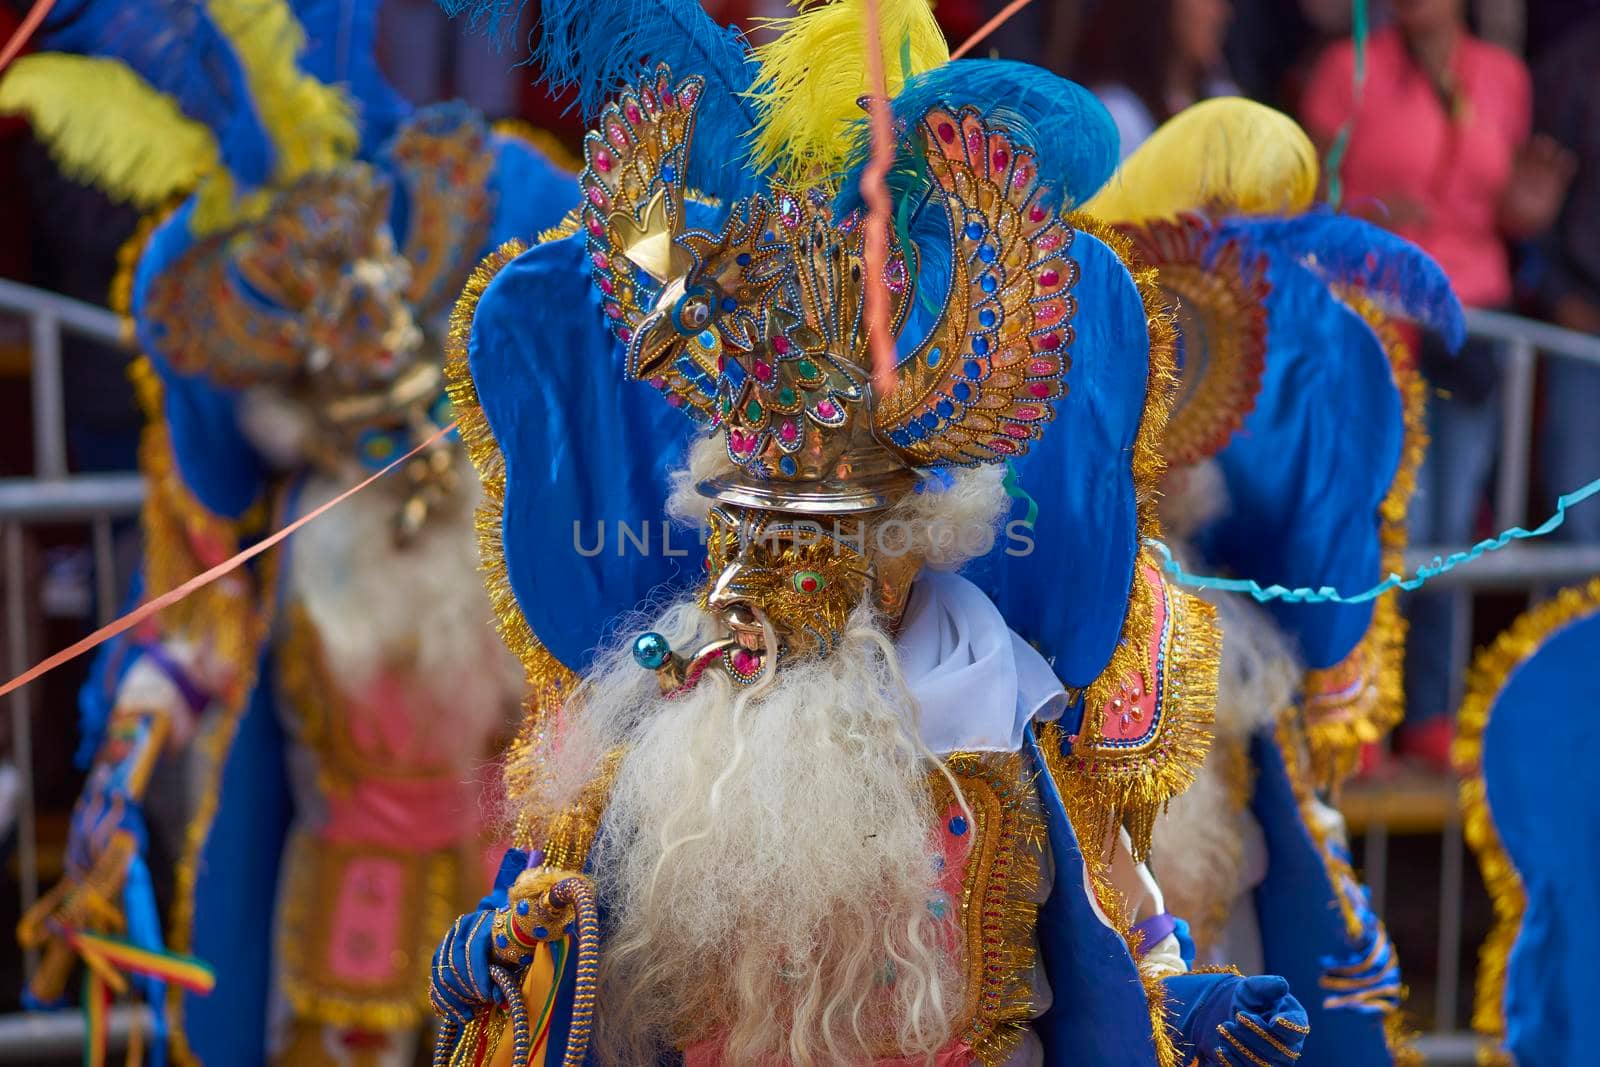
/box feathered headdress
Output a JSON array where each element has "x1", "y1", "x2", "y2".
[{"x1": 0, "y1": 0, "x2": 357, "y2": 233}]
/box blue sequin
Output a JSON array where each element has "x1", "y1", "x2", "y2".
[
  {"x1": 925, "y1": 346, "x2": 943, "y2": 367},
  {"x1": 919, "y1": 412, "x2": 940, "y2": 431},
  {"x1": 978, "y1": 244, "x2": 997, "y2": 264},
  {"x1": 963, "y1": 221, "x2": 984, "y2": 240},
  {"x1": 721, "y1": 297, "x2": 737, "y2": 313},
  {"x1": 980, "y1": 274, "x2": 998, "y2": 293},
  {"x1": 779, "y1": 456, "x2": 797, "y2": 476},
  {"x1": 963, "y1": 360, "x2": 983, "y2": 379},
  {"x1": 533, "y1": 926, "x2": 549, "y2": 940},
  {"x1": 516, "y1": 900, "x2": 530, "y2": 916},
  {"x1": 948, "y1": 815, "x2": 969, "y2": 836},
  {"x1": 736, "y1": 252, "x2": 752, "y2": 266},
  {"x1": 936, "y1": 399, "x2": 954, "y2": 418},
  {"x1": 973, "y1": 336, "x2": 990, "y2": 356},
  {"x1": 978, "y1": 309, "x2": 996, "y2": 328},
  {"x1": 661, "y1": 165, "x2": 677, "y2": 183},
  {"x1": 495, "y1": 934, "x2": 509, "y2": 948},
  {"x1": 953, "y1": 381, "x2": 972, "y2": 401}
]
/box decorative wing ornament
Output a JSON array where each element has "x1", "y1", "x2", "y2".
[
  {"x1": 877, "y1": 107, "x2": 1079, "y2": 465},
  {"x1": 581, "y1": 68, "x2": 1081, "y2": 515}
]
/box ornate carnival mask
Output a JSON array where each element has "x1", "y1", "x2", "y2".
[{"x1": 597, "y1": 68, "x2": 1081, "y2": 688}]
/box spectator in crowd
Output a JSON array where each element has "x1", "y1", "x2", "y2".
[
  {"x1": 1071, "y1": 0, "x2": 1238, "y2": 158},
  {"x1": 1299, "y1": 0, "x2": 1574, "y2": 768},
  {"x1": 1532, "y1": 10, "x2": 1600, "y2": 544}
]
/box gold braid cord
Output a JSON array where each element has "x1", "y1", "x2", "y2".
[
  {"x1": 1300, "y1": 290, "x2": 1427, "y2": 793},
  {"x1": 1455, "y1": 577, "x2": 1600, "y2": 1067},
  {"x1": 1036, "y1": 722, "x2": 1182, "y2": 1067}
]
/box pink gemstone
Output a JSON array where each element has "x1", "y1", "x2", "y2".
[
  {"x1": 1005, "y1": 424, "x2": 1030, "y2": 438},
  {"x1": 1038, "y1": 232, "x2": 1061, "y2": 252},
  {"x1": 771, "y1": 336, "x2": 791, "y2": 355},
  {"x1": 817, "y1": 400, "x2": 838, "y2": 418},
  {"x1": 779, "y1": 420, "x2": 798, "y2": 443},
  {"x1": 1029, "y1": 358, "x2": 1054, "y2": 375},
  {"x1": 661, "y1": 86, "x2": 675, "y2": 104},
  {"x1": 609, "y1": 124, "x2": 626, "y2": 147},
  {"x1": 1029, "y1": 205, "x2": 1047, "y2": 223},
  {"x1": 937, "y1": 122, "x2": 956, "y2": 144},
  {"x1": 626, "y1": 102, "x2": 642, "y2": 124},
  {"x1": 1028, "y1": 382, "x2": 1051, "y2": 398},
  {"x1": 591, "y1": 251, "x2": 609, "y2": 269},
  {"x1": 595, "y1": 149, "x2": 611, "y2": 173},
  {"x1": 1015, "y1": 405, "x2": 1040, "y2": 420},
  {"x1": 966, "y1": 130, "x2": 982, "y2": 157},
  {"x1": 1039, "y1": 332, "x2": 1061, "y2": 350},
  {"x1": 587, "y1": 217, "x2": 604, "y2": 237},
  {"x1": 729, "y1": 430, "x2": 751, "y2": 452},
  {"x1": 989, "y1": 438, "x2": 1018, "y2": 454},
  {"x1": 666, "y1": 393, "x2": 684, "y2": 407},
  {"x1": 650, "y1": 376, "x2": 668, "y2": 389},
  {"x1": 1040, "y1": 269, "x2": 1060, "y2": 288},
  {"x1": 731, "y1": 648, "x2": 760, "y2": 675},
  {"x1": 598, "y1": 277, "x2": 615, "y2": 295},
  {"x1": 1034, "y1": 304, "x2": 1058, "y2": 323},
  {"x1": 617, "y1": 327, "x2": 632, "y2": 342},
  {"x1": 605, "y1": 303, "x2": 621, "y2": 319},
  {"x1": 587, "y1": 186, "x2": 607, "y2": 207},
  {"x1": 1012, "y1": 167, "x2": 1031, "y2": 189},
  {"x1": 992, "y1": 147, "x2": 1009, "y2": 169},
  {"x1": 642, "y1": 88, "x2": 657, "y2": 111},
  {"x1": 754, "y1": 361, "x2": 773, "y2": 382}
]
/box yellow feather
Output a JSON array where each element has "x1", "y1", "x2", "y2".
[
  {"x1": 205, "y1": 0, "x2": 357, "y2": 188},
  {"x1": 750, "y1": 0, "x2": 949, "y2": 186},
  {"x1": 0, "y1": 55, "x2": 220, "y2": 208},
  {"x1": 1084, "y1": 97, "x2": 1318, "y2": 225}
]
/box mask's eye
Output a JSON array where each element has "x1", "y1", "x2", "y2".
[
  {"x1": 793, "y1": 570, "x2": 826, "y2": 594},
  {"x1": 672, "y1": 287, "x2": 714, "y2": 334}
]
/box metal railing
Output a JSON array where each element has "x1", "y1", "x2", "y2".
[{"x1": 0, "y1": 281, "x2": 1596, "y2": 1063}]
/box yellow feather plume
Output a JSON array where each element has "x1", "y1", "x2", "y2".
[
  {"x1": 206, "y1": 0, "x2": 357, "y2": 187},
  {"x1": 750, "y1": 0, "x2": 950, "y2": 186},
  {"x1": 1084, "y1": 97, "x2": 1318, "y2": 225},
  {"x1": 0, "y1": 55, "x2": 220, "y2": 209}
]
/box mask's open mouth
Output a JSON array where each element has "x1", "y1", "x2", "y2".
[{"x1": 635, "y1": 601, "x2": 774, "y2": 697}]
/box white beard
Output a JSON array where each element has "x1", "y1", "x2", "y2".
[
  {"x1": 284, "y1": 460, "x2": 521, "y2": 760},
  {"x1": 532, "y1": 599, "x2": 958, "y2": 1066}
]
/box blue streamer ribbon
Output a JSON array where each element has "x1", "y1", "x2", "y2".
[{"x1": 1146, "y1": 475, "x2": 1600, "y2": 604}]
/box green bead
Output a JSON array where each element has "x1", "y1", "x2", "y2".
[
  {"x1": 778, "y1": 387, "x2": 797, "y2": 406},
  {"x1": 797, "y1": 359, "x2": 819, "y2": 379},
  {"x1": 745, "y1": 399, "x2": 763, "y2": 421}
]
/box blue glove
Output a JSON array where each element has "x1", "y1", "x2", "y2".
[
  {"x1": 1165, "y1": 972, "x2": 1311, "y2": 1066},
  {"x1": 429, "y1": 847, "x2": 530, "y2": 1024}
]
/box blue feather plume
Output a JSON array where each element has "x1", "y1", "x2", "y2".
[
  {"x1": 1221, "y1": 211, "x2": 1467, "y2": 351},
  {"x1": 33, "y1": 0, "x2": 276, "y2": 187},
  {"x1": 835, "y1": 60, "x2": 1120, "y2": 219},
  {"x1": 439, "y1": 0, "x2": 768, "y2": 203},
  {"x1": 292, "y1": 0, "x2": 413, "y2": 152}
]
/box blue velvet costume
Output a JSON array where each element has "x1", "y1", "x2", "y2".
[{"x1": 3, "y1": 2, "x2": 578, "y2": 1062}]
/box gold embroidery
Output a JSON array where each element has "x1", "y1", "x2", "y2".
[
  {"x1": 1456, "y1": 577, "x2": 1600, "y2": 1067},
  {"x1": 390, "y1": 108, "x2": 497, "y2": 315},
  {"x1": 276, "y1": 831, "x2": 466, "y2": 1032},
  {"x1": 929, "y1": 752, "x2": 1045, "y2": 1066},
  {"x1": 1063, "y1": 556, "x2": 1220, "y2": 862}
]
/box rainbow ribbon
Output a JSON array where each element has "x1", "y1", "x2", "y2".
[
  {"x1": 63, "y1": 927, "x2": 214, "y2": 1067},
  {"x1": 1147, "y1": 475, "x2": 1600, "y2": 604}
]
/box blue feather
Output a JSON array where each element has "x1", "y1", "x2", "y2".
[
  {"x1": 835, "y1": 60, "x2": 1120, "y2": 219},
  {"x1": 34, "y1": 0, "x2": 276, "y2": 187},
  {"x1": 1221, "y1": 211, "x2": 1467, "y2": 352},
  {"x1": 440, "y1": 0, "x2": 768, "y2": 203},
  {"x1": 292, "y1": 0, "x2": 413, "y2": 153}
]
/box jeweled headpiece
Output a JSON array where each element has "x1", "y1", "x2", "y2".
[{"x1": 583, "y1": 68, "x2": 1079, "y2": 514}]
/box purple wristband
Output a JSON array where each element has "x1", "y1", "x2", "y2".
[
  {"x1": 1132, "y1": 911, "x2": 1179, "y2": 952},
  {"x1": 138, "y1": 644, "x2": 211, "y2": 717}
]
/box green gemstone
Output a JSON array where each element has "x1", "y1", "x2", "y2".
[
  {"x1": 797, "y1": 359, "x2": 819, "y2": 379},
  {"x1": 721, "y1": 396, "x2": 733, "y2": 414},
  {"x1": 778, "y1": 387, "x2": 797, "y2": 406},
  {"x1": 745, "y1": 399, "x2": 763, "y2": 421}
]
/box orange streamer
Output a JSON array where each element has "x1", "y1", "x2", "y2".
[
  {"x1": 0, "y1": 423, "x2": 455, "y2": 701},
  {"x1": 0, "y1": 0, "x2": 56, "y2": 73},
  {"x1": 860, "y1": 0, "x2": 897, "y2": 399},
  {"x1": 949, "y1": 0, "x2": 1034, "y2": 60}
]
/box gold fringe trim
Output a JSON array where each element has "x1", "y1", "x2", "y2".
[
  {"x1": 1036, "y1": 722, "x2": 1182, "y2": 1067},
  {"x1": 445, "y1": 231, "x2": 585, "y2": 849},
  {"x1": 1455, "y1": 577, "x2": 1600, "y2": 1066},
  {"x1": 1064, "y1": 558, "x2": 1220, "y2": 863},
  {"x1": 490, "y1": 118, "x2": 583, "y2": 176}
]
